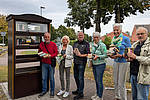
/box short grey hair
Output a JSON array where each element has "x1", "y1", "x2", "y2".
[
  {"x1": 93, "y1": 32, "x2": 100, "y2": 37},
  {"x1": 61, "y1": 35, "x2": 70, "y2": 44},
  {"x1": 113, "y1": 23, "x2": 122, "y2": 31},
  {"x1": 136, "y1": 27, "x2": 148, "y2": 34}
]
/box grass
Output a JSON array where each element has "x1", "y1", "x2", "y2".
[
  {"x1": 0, "y1": 66, "x2": 8, "y2": 82},
  {"x1": 21, "y1": 51, "x2": 38, "y2": 55}
]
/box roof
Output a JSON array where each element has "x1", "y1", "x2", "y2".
[{"x1": 6, "y1": 14, "x2": 52, "y2": 23}]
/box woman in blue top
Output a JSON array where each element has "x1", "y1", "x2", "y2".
[
  {"x1": 90, "y1": 32, "x2": 107, "y2": 100},
  {"x1": 109, "y1": 23, "x2": 131, "y2": 100}
]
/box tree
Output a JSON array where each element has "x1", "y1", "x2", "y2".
[
  {"x1": 65, "y1": 0, "x2": 113, "y2": 33},
  {"x1": 0, "y1": 15, "x2": 8, "y2": 45},
  {"x1": 113, "y1": 0, "x2": 150, "y2": 23},
  {"x1": 103, "y1": 35, "x2": 112, "y2": 49},
  {"x1": 65, "y1": 0, "x2": 93, "y2": 33},
  {"x1": 55, "y1": 25, "x2": 77, "y2": 40}
]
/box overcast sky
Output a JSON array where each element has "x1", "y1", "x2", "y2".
[{"x1": 0, "y1": 0, "x2": 150, "y2": 36}]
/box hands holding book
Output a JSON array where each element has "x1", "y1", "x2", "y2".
[{"x1": 38, "y1": 51, "x2": 51, "y2": 58}]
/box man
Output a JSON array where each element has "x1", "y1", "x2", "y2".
[
  {"x1": 38, "y1": 32, "x2": 58, "y2": 98},
  {"x1": 109, "y1": 23, "x2": 131, "y2": 100},
  {"x1": 72, "y1": 31, "x2": 90, "y2": 100},
  {"x1": 127, "y1": 27, "x2": 150, "y2": 100}
]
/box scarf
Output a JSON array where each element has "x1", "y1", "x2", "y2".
[{"x1": 111, "y1": 33, "x2": 123, "y2": 47}]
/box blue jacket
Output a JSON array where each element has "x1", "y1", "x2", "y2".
[{"x1": 114, "y1": 35, "x2": 131, "y2": 63}]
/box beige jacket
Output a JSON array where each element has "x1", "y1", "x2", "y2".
[
  {"x1": 57, "y1": 45, "x2": 73, "y2": 68},
  {"x1": 132, "y1": 37, "x2": 150, "y2": 85}
]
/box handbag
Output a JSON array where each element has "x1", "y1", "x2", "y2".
[{"x1": 44, "y1": 42, "x2": 56, "y2": 67}]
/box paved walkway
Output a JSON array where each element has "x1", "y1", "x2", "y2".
[
  {"x1": 1, "y1": 69, "x2": 132, "y2": 100},
  {"x1": 0, "y1": 53, "x2": 132, "y2": 100}
]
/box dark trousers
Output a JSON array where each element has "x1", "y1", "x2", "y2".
[{"x1": 73, "y1": 63, "x2": 86, "y2": 94}]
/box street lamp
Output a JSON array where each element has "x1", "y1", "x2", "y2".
[{"x1": 40, "y1": 6, "x2": 45, "y2": 16}]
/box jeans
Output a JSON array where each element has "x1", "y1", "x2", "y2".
[
  {"x1": 137, "y1": 83, "x2": 149, "y2": 100},
  {"x1": 42, "y1": 63, "x2": 55, "y2": 93},
  {"x1": 93, "y1": 63, "x2": 106, "y2": 98},
  {"x1": 59, "y1": 60, "x2": 71, "y2": 92},
  {"x1": 130, "y1": 74, "x2": 138, "y2": 100},
  {"x1": 73, "y1": 64, "x2": 86, "y2": 94}
]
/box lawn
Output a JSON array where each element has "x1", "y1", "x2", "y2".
[
  {"x1": 0, "y1": 66, "x2": 8, "y2": 82},
  {"x1": 21, "y1": 51, "x2": 38, "y2": 55}
]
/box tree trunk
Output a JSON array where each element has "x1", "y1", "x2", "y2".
[
  {"x1": 95, "y1": 0, "x2": 101, "y2": 33},
  {"x1": 80, "y1": 26, "x2": 84, "y2": 33},
  {"x1": 115, "y1": 4, "x2": 121, "y2": 23}
]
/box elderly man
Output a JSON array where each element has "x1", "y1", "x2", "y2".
[
  {"x1": 38, "y1": 32, "x2": 58, "y2": 98},
  {"x1": 127, "y1": 27, "x2": 150, "y2": 100},
  {"x1": 109, "y1": 23, "x2": 131, "y2": 100},
  {"x1": 72, "y1": 31, "x2": 90, "y2": 100}
]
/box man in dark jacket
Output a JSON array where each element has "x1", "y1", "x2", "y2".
[{"x1": 72, "y1": 31, "x2": 90, "y2": 100}]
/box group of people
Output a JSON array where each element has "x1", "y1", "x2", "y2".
[{"x1": 38, "y1": 23, "x2": 150, "y2": 100}]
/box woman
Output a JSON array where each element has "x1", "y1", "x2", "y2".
[
  {"x1": 109, "y1": 23, "x2": 131, "y2": 100},
  {"x1": 56, "y1": 35, "x2": 73, "y2": 98},
  {"x1": 90, "y1": 32, "x2": 107, "y2": 100}
]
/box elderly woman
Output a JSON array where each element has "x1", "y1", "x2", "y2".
[
  {"x1": 109, "y1": 23, "x2": 131, "y2": 100},
  {"x1": 57, "y1": 35, "x2": 73, "y2": 98},
  {"x1": 90, "y1": 32, "x2": 107, "y2": 100}
]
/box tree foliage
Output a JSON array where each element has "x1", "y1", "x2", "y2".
[
  {"x1": 113, "y1": 0, "x2": 150, "y2": 23},
  {"x1": 51, "y1": 25, "x2": 77, "y2": 41},
  {"x1": 65, "y1": 0, "x2": 150, "y2": 33},
  {"x1": 0, "y1": 15, "x2": 8, "y2": 45},
  {"x1": 64, "y1": 0, "x2": 93, "y2": 33},
  {"x1": 103, "y1": 35, "x2": 112, "y2": 49}
]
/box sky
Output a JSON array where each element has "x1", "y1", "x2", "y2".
[{"x1": 0, "y1": 0, "x2": 150, "y2": 36}]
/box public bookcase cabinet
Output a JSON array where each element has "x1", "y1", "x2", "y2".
[{"x1": 6, "y1": 14, "x2": 52, "y2": 99}]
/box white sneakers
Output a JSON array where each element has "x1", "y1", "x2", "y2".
[
  {"x1": 57, "y1": 90, "x2": 65, "y2": 96},
  {"x1": 91, "y1": 94, "x2": 103, "y2": 100},
  {"x1": 63, "y1": 92, "x2": 69, "y2": 98},
  {"x1": 57, "y1": 90, "x2": 69, "y2": 97},
  {"x1": 91, "y1": 94, "x2": 97, "y2": 100}
]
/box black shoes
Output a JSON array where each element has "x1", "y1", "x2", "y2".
[
  {"x1": 50, "y1": 92, "x2": 54, "y2": 98},
  {"x1": 38, "y1": 92, "x2": 46, "y2": 98},
  {"x1": 72, "y1": 90, "x2": 78, "y2": 95},
  {"x1": 73, "y1": 93, "x2": 84, "y2": 100}
]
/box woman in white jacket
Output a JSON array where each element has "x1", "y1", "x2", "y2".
[{"x1": 57, "y1": 35, "x2": 73, "y2": 98}]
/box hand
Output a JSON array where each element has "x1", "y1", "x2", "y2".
[
  {"x1": 115, "y1": 53, "x2": 122, "y2": 58},
  {"x1": 63, "y1": 54, "x2": 66, "y2": 58},
  {"x1": 93, "y1": 54, "x2": 98, "y2": 60},
  {"x1": 127, "y1": 52, "x2": 136, "y2": 59},
  {"x1": 76, "y1": 52, "x2": 81, "y2": 57}
]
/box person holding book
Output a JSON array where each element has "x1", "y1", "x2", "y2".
[
  {"x1": 72, "y1": 31, "x2": 90, "y2": 100},
  {"x1": 56, "y1": 35, "x2": 73, "y2": 98},
  {"x1": 127, "y1": 27, "x2": 150, "y2": 100},
  {"x1": 90, "y1": 32, "x2": 107, "y2": 100},
  {"x1": 108, "y1": 23, "x2": 131, "y2": 100},
  {"x1": 38, "y1": 32, "x2": 58, "y2": 98}
]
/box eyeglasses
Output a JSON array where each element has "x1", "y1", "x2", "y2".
[
  {"x1": 93, "y1": 37, "x2": 99, "y2": 38},
  {"x1": 136, "y1": 33, "x2": 145, "y2": 35},
  {"x1": 114, "y1": 32, "x2": 119, "y2": 35}
]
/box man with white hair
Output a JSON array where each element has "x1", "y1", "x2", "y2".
[
  {"x1": 127, "y1": 27, "x2": 150, "y2": 100},
  {"x1": 108, "y1": 23, "x2": 131, "y2": 100}
]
